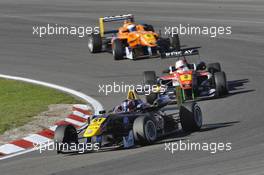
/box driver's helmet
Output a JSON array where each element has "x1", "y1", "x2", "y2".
[
  {"x1": 175, "y1": 60, "x2": 188, "y2": 71},
  {"x1": 121, "y1": 99, "x2": 136, "y2": 112},
  {"x1": 127, "y1": 24, "x2": 136, "y2": 32}
]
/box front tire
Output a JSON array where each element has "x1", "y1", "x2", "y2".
[
  {"x1": 214, "y1": 71, "x2": 228, "y2": 97},
  {"x1": 54, "y1": 125, "x2": 78, "y2": 154},
  {"x1": 180, "y1": 102, "x2": 203, "y2": 132},
  {"x1": 143, "y1": 71, "x2": 158, "y2": 104},
  {"x1": 133, "y1": 116, "x2": 157, "y2": 145},
  {"x1": 88, "y1": 34, "x2": 102, "y2": 53},
  {"x1": 112, "y1": 39, "x2": 124, "y2": 60}
]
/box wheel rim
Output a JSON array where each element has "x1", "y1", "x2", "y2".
[
  {"x1": 194, "y1": 105, "x2": 202, "y2": 127},
  {"x1": 144, "y1": 120, "x2": 157, "y2": 141},
  {"x1": 88, "y1": 38, "x2": 93, "y2": 51}
]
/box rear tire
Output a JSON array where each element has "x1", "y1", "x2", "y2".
[
  {"x1": 143, "y1": 71, "x2": 158, "y2": 104},
  {"x1": 88, "y1": 34, "x2": 102, "y2": 53},
  {"x1": 214, "y1": 71, "x2": 228, "y2": 97},
  {"x1": 170, "y1": 34, "x2": 180, "y2": 51},
  {"x1": 54, "y1": 125, "x2": 78, "y2": 154},
  {"x1": 133, "y1": 116, "x2": 157, "y2": 145},
  {"x1": 180, "y1": 102, "x2": 203, "y2": 132},
  {"x1": 112, "y1": 39, "x2": 124, "y2": 60},
  {"x1": 208, "y1": 63, "x2": 221, "y2": 74},
  {"x1": 142, "y1": 24, "x2": 155, "y2": 32}
]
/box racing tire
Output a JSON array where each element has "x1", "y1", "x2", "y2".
[
  {"x1": 208, "y1": 62, "x2": 221, "y2": 74},
  {"x1": 142, "y1": 24, "x2": 155, "y2": 32},
  {"x1": 143, "y1": 71, "x2": 158, "y2": 104},
  {"x1": 214, "y1": 71, "x2": 228, "y2": 97},
  {"x1": 164, "y1": 115, "x2": 179, "y2": 130},
  {"x1": 170, "y1": 34, "x2": 180, "y2": 51},
  {"x1": 88, "y1": 34, "x2": 102, "y2": 53},
  {"x1": 54, "y1": 125, "x2": 78, "y2": 154},
  {"x1": 133, "y1": 116, "x2": 157, "y2": 145},
  {"x1": 180, "y1": 102, "x2": 203, "y2": 132},
  {"x1": 112, "y1": 39, "x2": 125, "y2": 60}
]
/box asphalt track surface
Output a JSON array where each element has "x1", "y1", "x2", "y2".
[{"x1": 0, "y1": 0, "x2": 264, "y2": 174}]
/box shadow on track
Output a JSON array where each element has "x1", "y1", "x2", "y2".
[
  {"x1": 199, "y1": 121, "x2": 240, "y2": 132},
  {"x1": 227, "y1": 79, "x2": 255, "y2": 96},
  {"x1": 61, "y1": 120, "x2": 239, "y2": 157},
  {"x1": 228, "y1": 79, "x2": 249, "y2": 91},
  {"x1": 156, "y1": 121, "x2": 240, "y2": 144},
  {"x1": 198, "y1": 78, "x2": 254, "y2": 102}
]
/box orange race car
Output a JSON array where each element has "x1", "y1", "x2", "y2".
[{"x1": 88, "y1": 14, "x2": 180, "y2": 60}]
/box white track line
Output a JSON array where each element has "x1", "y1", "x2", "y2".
[
  {"x1": 0, "y1": 74, "x2": 104, "y2": 160},
  {"x1": 0, "y1": 74, "x2": 103, "y2": 114}
]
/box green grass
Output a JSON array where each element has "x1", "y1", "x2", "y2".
[{"x1": 0, "y1": 78, "x2": 83, "y2": 134}]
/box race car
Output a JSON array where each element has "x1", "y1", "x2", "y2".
[
  {"x1": 87, "y1": 14, "x2": 181, "y2": 60},
  {"x1": 143, "y1": 47, "x2": 229, "y2": 104},
  {"x1": 54, "y1": 90, "x2": 203, "y2": 153}
]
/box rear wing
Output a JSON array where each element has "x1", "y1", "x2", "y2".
[
  {"x1": 161, "y1": 47, "x2": 201, "y2": 58},
  {"x1": 99, "y1": 14, "x2": 134, "y2": 37}
]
